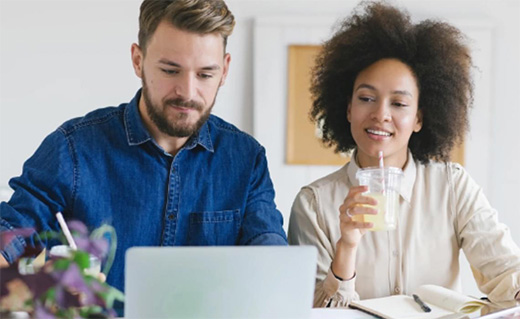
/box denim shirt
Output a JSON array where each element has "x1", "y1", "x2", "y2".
[{"x1": 0, "y1": 90, "x2": 287, "y2": 296}]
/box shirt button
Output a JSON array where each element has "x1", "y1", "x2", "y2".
[
  {"x1": 168, "y1": 214, "x2": 175, "y2": 220},
  {"x1": 394, "y1": 287, "x2": 401, "y2": 294}
]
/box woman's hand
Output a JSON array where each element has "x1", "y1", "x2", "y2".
[
  {"x1": 337, "y1": 185, "x2": 378, "y2": 249},
  {"x1": 331, "y1": 185, "x2": 378, "y2": 280}
]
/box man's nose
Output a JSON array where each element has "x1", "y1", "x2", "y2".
[{"x1": 175, "y1": 74, "x2": 197, "y2": 101}]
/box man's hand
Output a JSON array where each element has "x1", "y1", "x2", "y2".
[{"x1": 0, "y1": 254, "x2": 9, "y2": 268}]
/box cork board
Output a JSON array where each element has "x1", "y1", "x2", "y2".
[{"x1": 286, "y1": 45, "x2": 348, "y2": 165}]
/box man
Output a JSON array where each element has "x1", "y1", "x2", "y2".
[{"x1": 0, "y1": 0, "x2": 287, "y2": 297}]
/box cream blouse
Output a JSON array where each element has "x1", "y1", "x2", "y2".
[{"x1": 288, "y1": 152, "x2": 520, "y2": 308}]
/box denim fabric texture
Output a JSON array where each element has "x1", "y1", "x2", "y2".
[{"x1": 0, "y1": 90, "x2": 287, "y2": 298}]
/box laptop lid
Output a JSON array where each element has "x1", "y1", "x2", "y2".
[{"x1": 124, "y1": 246, "x2": 317, "y2": 319}]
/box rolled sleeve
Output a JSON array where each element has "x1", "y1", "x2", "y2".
[
  {"x1": 315, "y1": 269, "x2": 358, "y2": 307},
  {"x1": 0, "y1": 217, "x2": 27, "y2": 263},
  {"x1": 247, "y1": 232, "x2": 287, "y2": 245},
  {"x1": 452, "y1": 163, "x2": 520, "y2": 305}
]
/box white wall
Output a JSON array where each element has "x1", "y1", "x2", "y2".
[{"x1": 1, "y1": 0, "x2": 519, "y2": 296}]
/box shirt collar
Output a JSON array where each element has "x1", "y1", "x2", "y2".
[
  {"x1": 182, "y1": 119, "x2": 214, "y2": 153},
  {"x1": 124, "y1": 89, "x2": 152, "y2": 146},
  {"x1": 346, "y1": 149, "x2": 416, "y2": 203},
  {"x1": 124, "y1": 89, "x2": 214, "y2": 152},
  {"x1": 400, "y1": 150, "x2": 416, "y2": 203}
]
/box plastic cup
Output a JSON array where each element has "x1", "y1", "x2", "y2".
[
  {"x1": 49, "y1": 245, "x2": 101, "y2": 276},
  {"x1": 353, "y1": 166, "x2": 403, "y2": 231}
]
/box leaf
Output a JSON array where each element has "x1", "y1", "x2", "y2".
[
  {"x1": 58, "y1": 263, "x2": 102, "y2": 307},
  {"x1": 90, "y1": 225, "x2": 117, "y2": 276},
  {"x1": 72, "y1": 250, "x2": 91, "y2": 270},
  {"x1": 101, "y1": 286, "x2": 125, "y2": 309},
  {"x1": 37, "y1": 230, "x2": 62, "y2": 241},
  {"x1": 41, "y1": 286, "x2": 56, "y2": 305},
  {"x1": 51, "y1": 283, "x2": 81, "y2": 309},
  {"x1": 52, "y1": 258, "x2": 71, "y2": 271},
  {"x1": 55, "y1": 306, "x2": 75, "y2": 319},
  {"x1": 79, "y1": 305, "x2": 106, "y2": 318},
  {"x1": 85, "y1": 277, "x2": 106, "y2": 294}
]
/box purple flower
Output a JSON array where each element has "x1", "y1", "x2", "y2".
[
  {"x1": 56, "y1": 263, "x2": 97, "y2": 306},
  {"x1": 0, "y1": 220, "x2": 123, "y2": 318},
  {"x1": 74, "y1": 237, "x2": 109, "y2": 260},
  {"x1": 34, "y1": 303, "x2": 57, "y2": 319},
  {"x1": 67, "y1": 220, "x2": 89, "y2": 237}
]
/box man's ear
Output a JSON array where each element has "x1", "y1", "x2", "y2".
[
  {"x1": 219, "y1": 53, "x2": 231, "y2": 87},
  {"x1": 414, "y1": 108, "x2": 423, "y2": 132},
  {"x1": 131, "y1": 43, "x2": 143, "y2": 79}
]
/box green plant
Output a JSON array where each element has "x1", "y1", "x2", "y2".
[{"x1": 0, "y1": 221, "x2": 124, "y2": 318}]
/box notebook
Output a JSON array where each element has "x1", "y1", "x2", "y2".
[
  {"x1": 476, "y1": 305, "x2": 520, "y2": 319},
  {"x1": 124, "y1": 246, "x2": 317, "y2": 319},
  {"x1": 349, "y1": 284, "x2": 490, "y2": 319}
]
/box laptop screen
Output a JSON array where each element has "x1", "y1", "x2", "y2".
[{"x1": 124, "y1": 246, "x2": 317, "y2": 319}]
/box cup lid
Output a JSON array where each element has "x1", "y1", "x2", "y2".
[{"x1": 356, "y1": 166, "x2": 403, "y2": 176}]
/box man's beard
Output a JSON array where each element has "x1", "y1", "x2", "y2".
[{"x1": 142, "y1": 75, "x2": 215, "y2": 138}]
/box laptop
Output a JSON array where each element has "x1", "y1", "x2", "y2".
[{"x1": 124, "y1": 246, "x2": 317, "y2": 319}]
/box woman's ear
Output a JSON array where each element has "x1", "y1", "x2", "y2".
[
  {"x1": 414, "y1": 109, "x2": 423, "y2": 132},
  {"x1": 347, "y1": 102, "x2": 352, "y2": 123}
]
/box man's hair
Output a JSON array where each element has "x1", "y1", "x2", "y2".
[
  {"x1": 138, "y1": 0, "x2": 235, "y2": 53},
  {"x1": 311, "y1": 1, "x2": 473, "y2": 163}
]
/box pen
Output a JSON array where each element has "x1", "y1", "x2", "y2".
[{"x1": 413, "y1": 294, "x2": 431, "y2": 313}]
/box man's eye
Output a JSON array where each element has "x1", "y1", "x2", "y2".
[
  {"x1": 161, "y1": 69, "x2": 178, "y2": 75},
  {"x1": 199, "y1": 73, "x2": 213, "y2": 79}
]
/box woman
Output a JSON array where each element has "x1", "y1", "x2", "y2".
[{"x1": 288, "y1": 1, "x2": 520, "y2": 309}]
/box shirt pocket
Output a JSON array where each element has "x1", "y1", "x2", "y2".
[{"x1": 187, "y1": 209, "x2": 241, "y2": 245}]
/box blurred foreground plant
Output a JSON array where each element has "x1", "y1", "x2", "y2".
[{"x1": 0, "y1": 221, "x2": 124, "y2": 319}]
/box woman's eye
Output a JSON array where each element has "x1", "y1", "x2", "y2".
[
  {"x1": 393, "y1": 102, "x2": 408, "y2": 107},
  {"x1": 359, "y1": 96, "x2": 374, "y2": 102}
]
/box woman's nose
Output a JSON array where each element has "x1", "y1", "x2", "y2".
[{"x1": 371, "y1": 101, "x2": 391, "y2": 122}]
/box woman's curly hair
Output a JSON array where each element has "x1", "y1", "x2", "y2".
[{"x1": 311, "y1": 1, "x2": 473, "y2": 163}]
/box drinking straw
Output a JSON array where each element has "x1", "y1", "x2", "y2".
[
  {"x1": 56, "y1": 212, "x2": 78, "y2": 250},
  {"x1": 378, "y1": 151, "x2": 386, "y2": 194}
]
